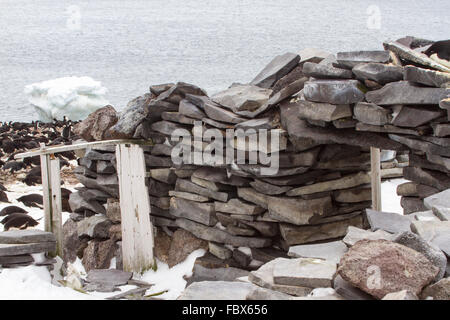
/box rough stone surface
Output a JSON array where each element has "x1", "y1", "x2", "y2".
[
  {"x1": 352, "y1": 63, "x2": 403, "y2": 84},
  {"x1": 186, "y1": 265, "x2": 249, "y2": 286},
  {"x1": 336, "y1": 50, "x2": 390, "y2": 68},
  {"x1": 74, "y1": 105, "x2": 118, "y2": 141},
  {"x1": 288, "y1": 240, "x2": 347, "y2": 264},
  {"x1": 424, "y1": 189, "x2": 450, "y2": 210},
  {"x1": 365, "y1": 81, "x2": 447, "y2": 105},
  {"x1": 297, "y1": 100, "x2": 352, "y2": 122},
  {"x1": 178, "y1": 281, "x2": 257, "y2": 300},
  {"x1": 404, "y1": 65, "x2": 450, "y2": 88},
  {"x1": 170, "y1": 197, "x2": 217, "y2": 226},
  {"x1": 394, "y1": 231, "x2": 447, "y2": 281},
  {"x1": 77, "y1": 215, "x2": 112, "y2": 239},
  {"x1": 337, "y1": 239, "x2": 439, "y2": 299},
  {"x1": 333, "y1": 274, "x2": 374, "y2": 300},
  {"x1": 250, "y1": 52, "x2": 300, "y2": 88},
  {"x1": 382, "y1": 290, "x2": 418, "y2": 300},
  {"x1": 366, "y1": 209, "x2": 411, "y2": 234},
  {"x1": 410, "y1": 221, "x2": 450, "y2": 256},
  {"x1": 421, "y1": 277, "x2": 450, "y2": 300},
  {"x1": 354, "y1": 102, "x2": 391, "y2": 125},
  {"x1": 303, "y1": 80, "x2": 365, "y2": 104},
  {"x1": 212, "y1": 84, "x2": 272, "y2": 114},
  {"x1": 82, "y1": 239, "x2": 116, "y2": 273},
  {"x1": 272, "y1": 257, "x2": 336, "y2": 288},
  {"x1": 343, "y1": 226, "x2": 394, "y2": 247},
  {"x1": 167, "y1": 229, "x2": 208, "y2": 268}
]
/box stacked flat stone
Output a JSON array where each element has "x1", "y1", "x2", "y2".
[
  {"x1": 67, "y1": 36, "x2": 450, "y2": 270},
  {"x1": 0, "y1": 230, "x2": 56, "y2": 269}
]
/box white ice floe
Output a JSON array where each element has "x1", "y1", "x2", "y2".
[{"x1": 24, "y1": 76, "x2": 109, "y2": 122}]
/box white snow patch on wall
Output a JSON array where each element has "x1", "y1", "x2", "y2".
[{"x1": 24, "y1": 76, "x2": 109, "y2": 122}]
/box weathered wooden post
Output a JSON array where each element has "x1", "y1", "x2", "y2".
[
  {"x1": 116, "y1": 143, "x2": 155, "y2": 273},
  {"x1": 39, "y1": 143, "x2": 63, "y2": 258},
  {"x1": 370, "y1": 147, "x2": 382, "y2": 211}
]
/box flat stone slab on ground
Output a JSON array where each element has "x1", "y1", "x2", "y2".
[
  {"x1": 86, "y1": 269, "x2": 133, "y2": 287},
  {"x1": 411, "y1": 221, "x2": 450, "y2": 256},
  {"x1": 333, "y1": 274, "x2": 374, "y2": 300},
  {"x1": 424, "y1": 189, "x2": 450, "y2": 210},
  {"x1": 366, "y1": 209, "x2": 411, "y2": 234},
  {"x1": 272, "y1": 257, "x2": 337, "y2": 288},
  {"x1": 0, "y1": 230, "x2": 55, "y2": 244},
  {"x1": 288, "y1": 240, "x2": 348, "y2": 264},
  {"x1": 250, "y1": 52, "x2": 300, "y2": 89},
  {"x1": 186, "y1": 265, "x2": 249, "y2": 286},
  {"x1": 178, "y1": 281, "x2": 257, "y2": 300},
  {"x1": 342, "y1": 226, "x2": 394, "y2": 247}
]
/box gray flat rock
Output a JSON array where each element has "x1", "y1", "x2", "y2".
[
  {"x1": 353, "y1": 102, "x2": 391, "y2": 125},
  {"x1": 186, "y1": 265, "x2": 249, "y2": 286},
  {"x1": 336, "y1": 50, "x2": 390, "y2": 69},
  {"x1": 0, "y1": 242, "x2": 56, "y2": 256},
  {"x1": 404, "y1": 65, "x2": 450, "y2": 87},
  {"x1": 303, "y1": 80, "x2": 365, "y2": 104},
  {"x1": 366, "y1": 209, "x2": 411, "y2": 234},
  {"x1": 352, "y1": 63, "x2": 403, "y2": 84},
  {"x1": 0, "y1": 230, "x2": 55, "y2": 244},
  {"x1": 250, "y1": 52, "x2": 300, "y2": 88},
  {"x1": 432, "y1": 205, "x2": 450, "y2": 221},
  {"x1": 178, "y1": 281, "x2": 257, "y2": 300},
  {"x1": 297, "y1": 100, "x2": 352, "y2": 122},
  {"x1": 410, "y1": 221, "x2": 450, "y2": 256},
  {"x1": 87, "y1": 269, "x2": 133, "y2": 286},
  {"x1": 170, "y1": 197, "x2": 217, "y2": 226},
  {"x1": 288, "y1": 240, "x2": 348, "y2": 264},
  {"x1": 272, "y1": 257, "x2": 337, "y2": 288},
  {"x1": 365, "y1": 81, "x2": 447, "y2": 105},
  {"x1": 424, "y1": 189, "x2": 450, "y2": 210}
]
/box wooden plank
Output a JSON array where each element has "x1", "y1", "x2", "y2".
[
  {"x1": 116, "y1": 144, "x2": 155, "y2": 273},
  {"x1": 39, "y1": 144, "x2": 52, "y2": 233},
  {"x1": 370, "y1": 147, "x2": 382, "y2": 211},
  {"x1": 50, "y1": 159, "x2": 63, "y2": 258},
  {"x1": 14, "y1": 139, "x2": 153, "y2": 159}
]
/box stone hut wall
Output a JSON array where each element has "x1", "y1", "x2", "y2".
[{"x1": 67, "y1": 37, "x2": 450, "y2": 271}]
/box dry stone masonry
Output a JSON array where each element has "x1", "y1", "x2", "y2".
[{"x1": 67, "y1": 36, "x2": 450, "y2": 300}]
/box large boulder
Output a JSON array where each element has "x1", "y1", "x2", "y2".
[
  {"x1": 337, "y1": 239, "x2": 439, "y2": 299},
  {"x1": 73, "y1": 105, "x2": 118, "y2": 141}
]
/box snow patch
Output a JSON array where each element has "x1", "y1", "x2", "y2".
[{"x1": 24, "y1": 76, "x2": 109, "y2": 122}]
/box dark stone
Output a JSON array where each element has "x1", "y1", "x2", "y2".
[
  {"x1": 336, "y1": 50, "x2": 390, "y2": 69},
  {"x1": 392, "y1": 105, "x2": 445, "y2": 127},
  {"x1": 366, "y1": 209, "x2": 412, "y2": 234},
  {"x1": 303, "y1": 80, "x2": 366, "y2": 104},
  {"x1": 303, "y1": 62, "x2": 353, "y2": 79},
  {"x1": 73, "y1": 106, "x2": 118, "y2": 141},
  {"x1": 365, "y1": 81, "x2": 447, "y2": 105},
  {"x1": 167, "y1": 229, "x2": 208, "y2": 267},
  {"x1": 250, "y1": 52, "x2": 300, "y2": 88},
  {"x1": 169, "y1": 197, "x2": 217, "y2": 226},
  {"x1": 404, "y1": 65, "x2": 450, "y2": 88},
  {"x1": 352, "y1": 63, "x2": 403, "y2": 84}
]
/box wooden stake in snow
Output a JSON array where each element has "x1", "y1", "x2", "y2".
[
  {"x1": 116, "y1": 144, "x2": 155, "y2": 273},
  {"x1": 370, "y1": 147, "x2": 382, "y2": 211},
  {"x1": 39, "y1": 143, "x2": 63, "y2": 258}
]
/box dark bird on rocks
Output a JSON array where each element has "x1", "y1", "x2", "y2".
[
  {"x1": 0, "y1": 183, "x2": 6, "y2": 191},
  {"x1": 17, "y1": 193, "x2": 43, "y2": 208},
  {"x1": 0, "y1": 190, "x2": 9, "y2": 203},
  {"x1": 23, "y1": 166, "x2": 42, "y2": 186},
  {"x1": 2, "y1": 160, "x2": 27, "y2": 173},
  {"x1": 0, "y1": 205, "x2": 28, "y2": 216},
  {"x1": 1, "y1": 213, "x2": 39, "y2": 231},
  {"x1": 423, "y1": 40, "x2": 450, "y2": 61}
]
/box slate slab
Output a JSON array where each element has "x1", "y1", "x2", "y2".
[
  {"x1": 0, "y1": 230, "x2": 55, "y2": 244},
  {"x1": 365, "y1": 81, "x2": 447, "y2": 105},
  {"x1": 352, "y1": 63, "x2": 403, "y2": 84},
  {"x1": 178, "y1": 281, "x2": 257, "y2": 300},
  {"x1": 272, "y1": 257, "x2": 337, "y2": 288},
  {"x1": 303, "y1": 80, "x2": 365, "y2": 104},
  {"x1": 288, "y1": 240, "x2": 347, "y2": 264},
  {"x1": 0, "y1": 242, "x2": 56, "y2": 256},
  {"x1": 336, "y1": 50, "x2": 390, "y2": 69},
  {"x1": 250, "y1": 52, "x2": 300, "y2": 88},
  {"x1": 86, "y1": 269, "x2": 132, "y2": 286},
  {"x1": 424, "y1": 189, "x2": 450, "y2": 210},
  {"x1": 366, "y1": 209, "x2": 411, "y2": 234}
]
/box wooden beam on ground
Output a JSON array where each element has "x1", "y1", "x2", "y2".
[
  {"x1": 116, "y1": 143, "x2": 155, "y2": 274},
  {"x1": 370, "y1": 147, "x2": 382, "y2": 211}
]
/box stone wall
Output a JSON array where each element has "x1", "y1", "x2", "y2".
[{"x1": 68, "y1": 36, "x2": 449, "y2": 271}]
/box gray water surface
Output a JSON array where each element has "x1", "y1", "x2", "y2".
[{"x1": 0, "y1": 0, "x2": 449, "y2": 122}]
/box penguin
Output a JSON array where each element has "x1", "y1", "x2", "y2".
[
  {"x1": 0, "y1": 190, "x2": 9, "y2": 203},
  {"x1": 2, "y1": 160, "x2": 27, "y2": 173},
  {"x1": 0, "y1": 205, "x2": 28, "y2": 216},
  {"x1": 424, "y1": 40, "x2": 450, "y2": 61},
  {"x1": 2, "y1": 213, "x2": 39, "y2": 231},
  {"x1": 17, "y1": 193, "x2": 43, "y2": 208}
]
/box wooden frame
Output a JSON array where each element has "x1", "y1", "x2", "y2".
[{"x1": 15, "y1": 139, "x2": 155, "y2": 273}]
